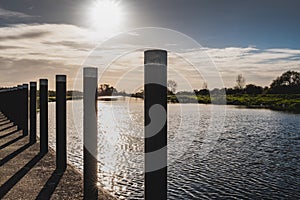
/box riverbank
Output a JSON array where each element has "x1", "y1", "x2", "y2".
[
  {"x1": 0, "y1": 116, "x2": 115, "y2": 200},
  {"x1": 169, "y1": 94, "x2": 300, "y2": 113},
  {"x1": 226, "y1": 94, "x2": 300, "y2": 113}
]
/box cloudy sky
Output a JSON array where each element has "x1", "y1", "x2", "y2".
[{"x1": 0, "y1": 0, "x2": 300, "y2": 91}]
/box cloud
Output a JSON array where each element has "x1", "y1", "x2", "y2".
[
  {"x1": 0, "y1": 23, "x2": 299, "y2": 91},
  {"x1": 0, "y1": 23, "x2": 96, "y2": 61},
  {"x1": 0, "y1": 56, "x2": 80, "y2": 88},
  {"x1": 0, "y1": 8, "x2": 33, "y2": 19},
  {"x1": 0, "y1": 31, "x2": 50, "y2": 41},
  {"x1": 201, "y1": 47, "x2": 300, "y2": 87},
  {"x1": 0, "y1": 45, "x2": 25, "y2": 50},
  {"x1": 127, "y1": 31, "x2": 140, "y2": 36},
  {"x1": 0, "y1": 23, "x2": 97, "y2": 89},
  {"x1": 42, "y1": 41, "x2": 94, "y2": 51},
  {"x1": 0, "y1": 8, "x2": 37, "y2": 24}
]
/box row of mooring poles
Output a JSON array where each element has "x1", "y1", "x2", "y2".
[
  {"x1": 0, "y1": 76, "x2": 67, "y2": 173},
  {"x1": 0, "y1": 84, "x2": 28, "y2": 136},
  {"x1": 82, "y1": 49, "x2": 168, "y2": 200}
]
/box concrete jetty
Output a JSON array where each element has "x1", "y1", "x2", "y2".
[{"x1": 0, "y1": 113, "x2": 115, "y2": 200}]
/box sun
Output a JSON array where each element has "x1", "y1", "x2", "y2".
[{"x1": 89, "y1": 0, "x2": 123, "y2": 35}]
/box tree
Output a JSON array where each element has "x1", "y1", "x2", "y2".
[
  {"x1": 235, "y1": 74, "x2": 246, "y2": 90},
  {"x1": 245, "y1": 84, "x2": 263, "y2": 95},
  {"x1": 269, "y1": 71, "x2": 300, "y2": 94},
  {"x1": 98, "y1": 84, "x2": 117, "y2": 96},
  {"x1": 131, "y1": 89, "x2": 144, "y2": 99},
  {"x1": 167, "y1": 80, "x2": 177, "y2": 95},
  {"x1": 270, "y1": 71, "x2": 300, "y2": 87}
]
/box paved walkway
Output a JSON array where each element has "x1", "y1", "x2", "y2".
[{"x1": 0, "y1": 113, "x2": 115, "y2": 200}]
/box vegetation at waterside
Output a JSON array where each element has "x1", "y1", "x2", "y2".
[
  {"x1": 33, "y1": 71, "x2": 299, "y2": 113},
  {"x1": 168, "y1": 93, "x2": 300, "y2": 113},
  {"x1": 227, "y1": 94, "x2": 300, "y2": 112},
  {"x1": 167, "y1": 71, "x2": 300, "y2": 113}
]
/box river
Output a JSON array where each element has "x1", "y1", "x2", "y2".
[{"x1": 41, "y1": 99, "x2": 300, "y2": 199}]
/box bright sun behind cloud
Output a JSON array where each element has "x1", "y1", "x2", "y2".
[{"x1": 89, "y1": 0, "x2": 124, "y2": 35}]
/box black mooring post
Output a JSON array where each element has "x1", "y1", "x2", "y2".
[
  {"x1": 83, "y1": 67, "x2": 98, "y2": 200},
  {"x1": 144, "y1": 50, "x2": 168, "y2": 200},
  {"x1": 56, "y1": 75, "x2": 67, "y2": 171},
  {"x1": 30, "y1": 82, "x2": 37, "y2": 144},
  {"x1": 15, "y1": 86, "x2": 20, "y2": 128},
  {"x1": 40, "y1": 79, "x2": 48, "y2": 154},
  {"x1": 17, "y1": 85, "x2": 23, "y2": 132},
  {"x1": 23, "y1": 84, "x2": 29, "y2": 136}
]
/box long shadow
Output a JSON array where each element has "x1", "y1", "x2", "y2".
[
  {"x1": 0, "y1": 124, "x2": 15, "y2": 132},
  {"x1": 0, "y1": 120, "x2": 10, "y2": 126},
  {"x1": 0, "y1": 130, "x2": 20, "y2": 139},
  {"x1": 0, "y1": 134, "x2": 25, "y2": 150},
  {"x1": 0, "y1": 142, "x2": 32, "y2": 166},
  {"x1": 36, "y1": 169, "x2": 65, "y2": 200},
  {"x1": 0, "y1": 118, "x2": 7, "y2": 122},
  {"x1": 0, "y1": 152, "x2": 45, "y2": 199}
]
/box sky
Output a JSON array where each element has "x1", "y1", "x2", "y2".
[{"x1": 0, "y1": 0, "x2": 300, "y2": 91}]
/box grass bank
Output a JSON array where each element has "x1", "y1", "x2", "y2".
[{"x1": 169, "y1": 94, "x2": 300, "y2": 113}]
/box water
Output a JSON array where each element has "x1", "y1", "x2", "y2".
[{"x1": 43, "y1": 99, "x2": 300, "y2": 199}]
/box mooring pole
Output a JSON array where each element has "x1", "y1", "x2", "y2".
[
  {"x1": 22, "y1": 84, "x2": 29, "y2": 136},
  {"x1": 30, "y1": 82, "x2": 37, "y2": 144},
  {"x1": 56, "y1": 75, "x2": 67, "y2": 171},
  {"x1": 144, "y1": 49, "x2": 168, "y2": 200},
  {"x1": 17, "y1": 85, "x2": 23, "y2": 132},
  {"x1": 83, "y1": 67, "x2": 98, "y2": 200},
  {"x1": 40, "y1": 79, "x2": 48, "y2": 154}
]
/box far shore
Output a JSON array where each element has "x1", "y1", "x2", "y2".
[{"x1": 45, "y1": 94, "x2": 300, "y2": 114}]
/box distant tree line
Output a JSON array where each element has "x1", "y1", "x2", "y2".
[
  {"x1": 98, "y1": 84, "x2": 130, "y2": 97},
  {"x1": 193, "y1": 71, "x2": 300, "y2": 96}
]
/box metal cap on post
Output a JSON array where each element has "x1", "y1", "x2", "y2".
[
  {"x1": 40, "y1": 79, "x2": 48, "y2": 154},
  {"x1": 144, "y1": 49, "x2": 168, "y2": 200},
  {"x1": 30, "y1": 82, "x2": 37, "y2": 144},
  {"x1": 56, "y1": 75, "x2": 67, "y2": 171},
  {"x1": 83, "y1": 67, "x2": 98, "y2": 200}
]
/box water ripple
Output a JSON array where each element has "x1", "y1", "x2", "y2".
[{"x1": 43, "y1": 101, "x2": 300, "y2": 199}]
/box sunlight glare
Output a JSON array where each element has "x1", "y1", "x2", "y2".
[{"x1": 89, "y1": 0, "x2": 123, "y2": 35}]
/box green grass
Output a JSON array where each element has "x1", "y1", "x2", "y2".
[
  {"x1": 226, "y1": 94, "x2": 300, "y2": 113},
  {"x1": 168, "y1": 94, "x2": 300, "y2": 113}
]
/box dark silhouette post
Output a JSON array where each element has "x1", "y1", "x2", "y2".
[
  {"x1": 40, "y1": 79, "x2": 48, "y2": 154},
  {"x1": 17, "y1": 85, "x2": 23, "y2": 132},
  {"x1": 22, "y1": 84, "x2": 29, "y2": 136},
  {"x1": 13, "y1": 87, "x2": 19, "y2": 128},
  {"x1": 144, "y1": 50, "x2": 168, "y2": 200},
  {"x1": 56, "y1": 75, "x2": 67, "y2": 171},
  {"x1": 30, "y1": 82, "x2": 37, "y2": 144},
  {"x1": 83, "y1": 67, "x2": 98, "y2": 200}
]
